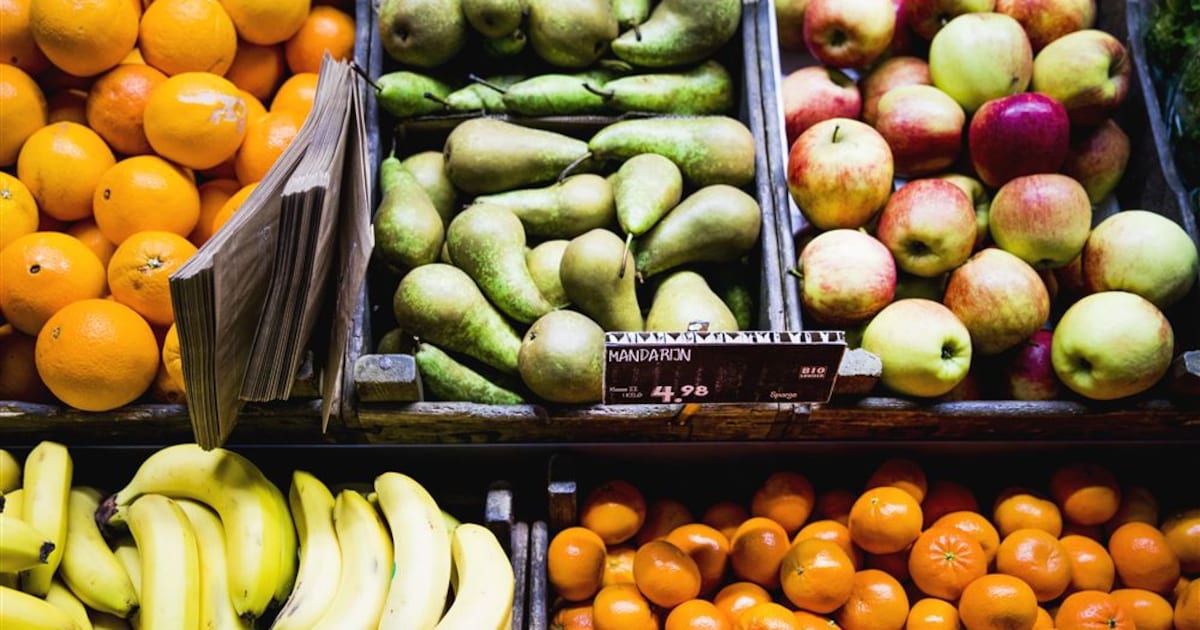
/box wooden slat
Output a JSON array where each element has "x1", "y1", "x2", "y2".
[
  {"x1": 527, "y1": 521, "x2": 548, "y2": 630},
  {"x1": 509, "y1": 522, "x2": 529, "y2": 630}
]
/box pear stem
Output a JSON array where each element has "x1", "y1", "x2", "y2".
[
  {"x1": 583, "y1": 82, "x2": 615, "y2": 99},
  {"x1": 349, "y1": 61, "x2": 382, "y2": 92},
  {"x1": 557, "y1": 151, "x2": 593, "y2": 183},
  {"x1": 468, "y1": 74, "x2": 509, "y2": 94},
  {"x1": 634, "y1": 24, "x2": 643, "y2": 42},
  {"x1": 423, "y1": 92, "x2": 450, "y2": 108},
  {"x1": 619, "y1": 232, "x2": 633, "y2": 279}
]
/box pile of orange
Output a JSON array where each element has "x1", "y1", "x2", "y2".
[
  {"x1": 547, "y1": 459, "x2": 1200, "y2": 630},
  {"x1": 0, "y1": 0, "x2": 355, "y2": 411}
]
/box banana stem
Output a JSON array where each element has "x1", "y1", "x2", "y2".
[
  {"x1": 619, "y1": 232, "x2": 633, "y2": 279},
  {"x1": 468, "y1": 74, "x2": 509, "y2": 94}
]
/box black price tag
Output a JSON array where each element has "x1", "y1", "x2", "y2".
[{"x1": 603, "y1": 331, "x2": 847, "y2": 405}]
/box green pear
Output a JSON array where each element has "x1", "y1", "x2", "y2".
[
  {"x1": 613, "y1": 153, "x2": 683, "y2": 238},
  {"x1": 444, "y1": 118, "x2": 594, "y2": 194},
  {"x1": 611, "y1": 0, "x2": 742, "y2": 67},
  {"x1": 484, "y1": 29, "x2": 528, "y2": 57},
  {"x1": 447, "y1": 204, "x2": 557, "y2": 324},
  {"x1": 527, "y1": 0, "x2": 618, "y2": 67},
  {"x1": 559, "y1": 229, "x2": 643, "y2": 332},
  {"x1": 526, "y1": 240, "x2": 571, "y2": 309},
  {"x1": 613, "y1": 0, "x2": 650, "y2": 31},
  {"x1": 473, "y1": 174, "x2": 615, "y2": 239},
  {"x1": 373, "y1": 166, "x2": 445, "y2": 270},
  {"x1": 594, "y1": 60, "x2": 735, "y2": 115},
  {"x1": 378, "y1": 153, "x2": 405, "y2": 195},
  {"x1": 444, "y1": 74, "x2": 525, "y2": 113},
  {"x1": 401, "y1": 151, "x2": 458, "y2": 225},
  {"x1": 415, "y1": 343, "x2": 525, "y2": 404},
  {"x1": 706, "y1": 261, "x2": 757, "y2": 330},
  {"x1": 635, "y1": 185, "x2": 761, "y2": 278},
  {"x1": 378, "y1": 0, "x2": 467, "y2": 67},
  {"x1": 518, "y1": 310, "x2": 605, "y2": 403},
  {"x1": 646, "y1": 271, "x2": 740, "y2": 332},
  {"x1": 462, "y1": 0, "x2": 525, "y2": 38},
  {"x1": 589, "y1": 116, "x2": 756, "y2": 187},
  {"x1": 376, "y1": 328, "x2": 407, "y2": 354},
  {"x1": 501, "y1": 70, "x2": 616, "y2": 116},
  {"x1": 375, "y1": 71, "x2": 454, "y2": 118}
]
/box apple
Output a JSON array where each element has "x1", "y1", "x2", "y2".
[
  {"x1": 776, "y1": 0, "x2": 812, "y2": 51},
  {"x1": 906, "y1": 0, "x2": 996, "y2": 40},
  {"x1": 1082, "y1": 210, "x2": 1200, "y2": 309},
  {"x1": 895, "y1": 272, "x2": 948, "y2": 301},
  {"x1": 788, "y1": 117, "x2": 895, "y2": 230},
  {"x1": 940, "y1": 368, "x2": 985, "y2": 400},
  {"x1": 875, "y1": 84, "x2": 965, "y2": 177},
  {"x1": 876, "y1": 178, "x2": 977, "y2": 277},
  {"x1": 1052, "y1": 291, "x2": 1174, "y2": 400},
  {"x1": 1040, "y1": 268, "x2": 1059, "y2": 302},
  {"x1": 988, "y1": 174, "x2": 1092, "y2": 269},
  {"x1": 798, "y1": 229, "x2": 897, "y2": 325},
  {"x1": 943, "y1": 247, "x2": 1050, "y2": 354},
  {"x1": 929, "y1": 12, "x2": 1033, "y2": 112},
  {"x1": 937, "y1": 173, "x2": 990, "y2": 249},
  {"x1": 968, "y1": 92, "x2": 1071, "y2": 188},
  {"x1": 1054, "y1": 253, "x2": 1087, "y2": 298},
  {"x1": 861, "y1": 298, "x2": 973, "y2": 397},
  {"x1": 861, "y1": 56, "x2": 932, "y2": 126},
  {"x1": 803, "y1": 0, "x2": 896, "y2": 70},
  {"x1": 890, "y1": 0, "x2": 917, "y2": 55},
  {"x1": 1031, "y1": 29, "x2": 1131, "y2": 127},
  {"x1": 782, "y1": 66, "x2": 863, "y2": 148},
  {"x1": 1006, "y1": 328, "x2": 1060, "y2": 400},
  {"x1": 996, "y1": 0, "x2": 1095, "y2": 51},
  {"x1": 1062, "y1": 119, "x2": 1130, "y2": 204}
]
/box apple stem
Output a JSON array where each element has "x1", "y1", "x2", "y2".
[{"x1": 831, "y1": 124, "x2": 841, "y2": 143}]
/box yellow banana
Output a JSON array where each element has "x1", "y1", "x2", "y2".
[
  {"x1": 310, "y1": 491, "x2": 392, "y2": 630},
  {"x1": 0, "y1": 449, "x2": 20, "y2": 493},
  {"x1": 1, "y1": 487, "x2": 24, "y2": 588},
  {"x1": 88, "y1": 612, "x2": 131, "y2": 630},
  {"x1": 20, "y1": 441, "x2": 72, "y2": 596},
  {"x1": 111, "y1": 538, "x2": 141, "y2": 630},
  {"x1": 46, "y1": 578, "x2": 93, "y2": 630},
  {"x1": 441, "y1": 510, "x2": 461, "y2": 532},
  {"x1": 126, "y1": 495, "x2": 201, "y2": 630},
  {"x1": 60, "y1": 487, "x2": 138, "y2": 616},
  {"x1": 266, "y1": 481, "x2": 298, "y2": 606},
  {"x1": 434, "y1": 524, "x2": 514, "y2": 630},
  {"x1": 375, "y1": 472, "x2": 451, "y2": 630},
  {"x1": 269, "y1": 471, "x2": 340, "y2": 630},
  {"x1": 176, "y1": 500, "x2": 252, "y2": 630},
  {"x1": 0, "y1": 584, "x2": 79, "y2": 630},
  {"x1": 98, "y1": 444, "x2": 282, "y2": 620},
  {"x1": 0, "y1": 513, "x2": 54, "y2": 572}
]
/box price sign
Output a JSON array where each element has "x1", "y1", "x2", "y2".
[{"x1": 603, "y1": 331, "x2": 847, "y2": 405}]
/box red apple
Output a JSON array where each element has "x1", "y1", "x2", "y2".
[
  {"x1": 799, "y1": 229, "x2": 897, "y2": 325},
  {"x1": 1005, "y1": 328, "x2": 1060, "y2": 400},
  {"x1": 782, "y1": 66, "x2": 863, "y2": 148},
  {"x1": 995, "y1": 0, "x2": 1095, "y2": 51},
  {"x1": 788, "y1": 117, "x2": 895, "y2": 230},
  {"x1": 803, "y1": 0, "x2": 896, "y2": 70},
  {"x1": 776, "y1": 0, "x2": 812, "y2": 51},
  {"x1": 877, "y1": 178, "x2": 977, "y2": 277},
  {"x1": 861, "y1": 56, "x2": 932, "y2": 126},
  {"x1": 1062, "y1": 119, "x2": 1130, "y2": 204},
  {"x1": 890, "y1": 0, "x2": 917, "y2": 55},
  {"x1": 875, "y1": 84, "x2": 965, "y2": 177},
  {"x1": 937, "y1": 173, "x2": 990, "y2": 250},
  {"x1": 907, "y1": 0, "x2": 996, "y2": 40},
  {"x1": 988, "y1": 173, "x2": 1092, "y2": 269},
  {"x1": 944, "y1": 247, "x2": 1050, "y2": 354},
  {"x1": 1031, "y1": 29, "x2": 1132, "y2": 127},
  {"x1": 968, "y1": 92, "x2": 1070, "y2": 188},
  {"x1": 928, "y1": 12, "x2": 1033, "y2": 113}
]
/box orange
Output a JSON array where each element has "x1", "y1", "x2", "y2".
[
  {"x1": 29, "y1": 0, "x2": 138, "y2": 77},
  {"x1": 836, "y1": 569, "x2": 910, "y2": 630},
  {"x1": 144, "y1": 72, "x2": 248, "y2": 170},
  {"x1": 867, "y1": 548, "x2": 912, "y2": 583},
  {"x1": 995, "y1": 528, "x2": 1072, "y2": 603},
  {"x1": 794, "y1": 611, "x2": 840, "y2": 630},
  {"x1": 1049, "y1": 463, "x2": 1122, "y2": 527},
  {"x1": 0, "y1": 63, "x2": 48, "y2": 167},
  {"x1": 188, "y1": 178, "x2": 240, "y2": 246},
  {"x1": 1176, "y1": 579, "x2": 1200, "y2": 630},
  {"x1": 1108, "y1": 522, "x2": 1181, "y2": 595},
  {"x1": 17, "y1": 122, "x2": 116, "y2": 221},
  {"x1": 713, "y1": 582, "x2": 772, "y2": 623},
  {"x1": 35, "y1": 298, "x2": 158, "y2": 410},
  {"x1": 92, "y1": 155, "x2": 201, "y2": 243},
  {"x1": 0, "y1": 0, "x2": 49, "y2": 74},
  {"x1": 592, "y1": 583, "x2": 657, "y2": 630},
  {"x1": 1054, "y1": 590, "x2": 1134, "y2": 630},
  {"x1": 666, "y1": 523, "x2": 730, "y2": 596},
  {"x1": 816, "y1": 488, "x2": 857, "y2": 526},
  {"x1": 66, "y1": 219, "x2": 117, "y2": 267},
  {"x1": 548, "y1": 526, "x2": 607, "y2": 602},
  {"x1": 224, "y1": 42, "x2": 286, "y2": 102},
  {"x1": 704, "y1": 501, "x2": 749, "y2": 542},
  {"x1": 666, "y1": 599, "x2": 733, "y2": 630},
  {"x1": 933, "y1": 511, "x2": 1001, "y2": 565},
  {"x1": 958, "y1": 574, "x2": 1038, "y2": 630},
  {"x1": 848, "y1": 486, "x2": 923, "y2": 555},
  {"x1": 994, "y1": 488, "x2": 1064, "y2": 538},
  {"x1": 1060, "y1": 534, "x2": 1115, "y2": 593},
  {"x1": 1162, "y1": 509, "x2": 1200, "y2": 574},
  {"x1": 751, "y1": 472, "x2": 816, "y2": 536},
  {"x1": 866, "y1": 458, "x2": 929, "y2": 503},
  {"x1": 0, "y1": 231, "x2": 107, "y2": 335},
  {"x1": 210, "y1": 182, "x2": 257, "y2": 236},
  {"x1": 270, "y1": 71, "x2": 317, "y2": 118},
  {"x1": 581, "y1": 481, "x2": 647, "y2": 546},
  {"x1": 107, "y1": 231, "x2": 197, "y2": 326},
  {"x1": 219, "y1": 0, "x2": 310, "y2": 45},
  {"x1": 149, "y1": 359, "x2": 185, "y2": 403},
  {"x1": 1179, "y1": 576, "x2": 1193, "y2": 601},
  {"x1": 735, "y1": 602, "x2": 800, "y2": 630},
  {"x1": 0, "y1": 324, "x2": 51, "y2": 401},
  {"x1": 138, "y1": 0, "x2": 237, "y2": 76},
  {"x1": 602, "y1": 545, "x2": 635, "y2": 587},
  {"x1": 284, "y1": 5, "x2": 354, "y2": 74},
  {"x1": 906, "y1": 598, "x2": 960, "y2": 630},
  {"x1": 730, "y1": 516, "x2": 791, "y2": 589},
  {"x1": 636, "y1": 499, "x2": 694, "y2": 546},
  {"x1": 45, "y1": 89, "x2": 88, "y2": 125},
  {"x1": 908, "y1": 526, "x2": 987, "y2": 601},
  {"x1": 1033, "y1": 607, "x2": 1054, "y2": 630},
  {"x1": 632, "y1": 539, "x2": 701, "y2": 608},
  {"x1": 121, "y1": 48, "x2": 145, "y2": 65},
  {"x1": 0, "y1": 171, "x2": 38, "y2": 251},
  {"x1": 85, "y1": 63, "x2": 168, "y2": 156},
  {"x1": 162, "y1": 322, "x2": 184, "y2": 391},
  {"x1": 780, "y1": 538, "x2": 855, "y2": 613},
  {"x1": 1104, "y1": 485, "x2": 1158, "y2": 536},
  {"x1": 793, "y1": 519, "x2": 861, "y2": 568},
  {"x1": 922, "y1": 480, "x2": 980, "y2": 529},
  {"x1": 551, "y1": 603, "x2": 595, "y2": 630},
  {"x1": 240, "y1": 89, "x2": 268, "y2": 125},
  {"x1": 1110, "y1": 588, "x2": 1174, "y2": 630}
]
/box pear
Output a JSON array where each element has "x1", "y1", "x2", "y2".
[
  {"x1": 526, "y1": 240, "x2": 571, "y2": 309},
  {"x1": 594, "y1": 60, "x2": 735, "y2": 115},
  {"x1": 560, "y1": 229, "x2": 643, "y2": 332},
  {"x1": 611, "y1": 0, "x2": 742, "y2": 67},
  {"x1": 373, "y1": 166, "x2": 444, "y2": 270},
  {"x1": 646, "y1": 271, "x2": 740, "y2": 332},
  {"x1": 444, "y1": 118, "x2": 594, "y2": 194},
  {"x1": 502, "y1": 70, "x2": 616, "y2": 116},
  {"x1": 613, "y1": 0, "x2": 650, "y2": 31},
  {"x1": 635, "y1": 185, "x2": 761, "y2": 278},
  {"x1": 401, "y1": 151, "x2": 458, "y2": 225},
  {"x1": 518, "y1": 310, "x2": 605, "y2": 403},
  {"x1": 527, "y1": 0, "x2": 618, "y2": 67},
  {"x1": 375, "y1": 71, "x2": 453, "y2": 118},
  {"x1": 462, "y1": 0, "x2": 525, "y2": 38},
  {"x1": 473, "y1": 174, "x2": 615, "y2": 239},
  {"x1": 613, "y1": 153, "x2": 683, "y2": 238},
  {"x1": 589, "y1": 116, "x2": 756, "y2": 187},
  {"x1": 378, "y1": 0, "x2": 467, "y2": 67},
  {"x1": 415, "y1": 343, "x2": 525, "y2": 404}
]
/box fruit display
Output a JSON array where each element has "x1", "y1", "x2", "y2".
[
  {"x1": 0, "y1": 441, "x2": 515, "y2": 630},
  {"x1": 774, "y1": 1, "x2": 1200, "y2": 402},
  {"x1": 0, "y1": 0, "x2": 358, "y2": 412},
  {"x1": 543, "y1": 454, "x2": 1200, "y2": 629}
]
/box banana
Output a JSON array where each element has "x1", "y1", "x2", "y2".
[
  {"x1": 442, "y1": 510, "x2": 461, "y2": 532},
  {"x1": 434, "y1": 524, "x2": 514, "y2": 630},
  {"x1": 266, "y1": 481, "x2": 298, "y2": 606},
  {"x1": 60, "y1": 488, "x2": 138, "y2": 616},
  {"x1": 20, "y1": 441, "x2": 72, "y2": 597},
  {"x1": 375, "y1": 472, "x2": 452, "y2": 630},
  {"x1": 0, "y1": 449, "x2": 20, "y2": 493},
  {"x1": 269, "y1": 471, "x2": 341, "y2": 630},
  {"x1": 176, "y1": 500, "x2": 252, "y2": 630},
  {"x1": 0, "y1": 584, "x2": 79, "y2": 630},
  {"x1": 97, "y1": 444, "x2": 283, "y2": 620},
  {"x1": 0, "y1": 513, "x2": 54, "y2": 572},
  {"x1": 126, "y1": 495, "x2": 201, "y2": 630},
  {"x1": 111, "y1": 538, "x2": 141, "y2": 630},
  {"x1": 310, "y1": 490, "x2": 392, "y2": 630},
  {"x1": 46, "y1": 578, "x2": 93, "y2": 630},
  {"x1": 89, "y1": 612, "x2": 131, "y2": 630},
  {"x1": 1, "y1": 488, "x2": 25, "y2": 588}
]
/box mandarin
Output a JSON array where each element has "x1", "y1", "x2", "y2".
[
  {"x1": 957, "y1": 574, "x2": 1038, "y2": 630},
  {"x1": 665, "y1": 599, "x2": 733, "y2": 630},
  {"x1": 284, "y1": 5, "x2": 355, "y2": 74},
  {"x1": 848, "y1": 486, "x2": 923, "y2": 555},
  {"x1": 995, "y1": 528, "x2": 1073, "y2": 603},
  {"x1": 922, "y1": 480, "x2": 980, "y2": 528},
  {"x1": 780, "y1": 538, "x2": 855, "y2": 614},
  {"x1": 1049, "y1": 463, "x2": 1122, "y2": 527},
  {"x1": 751, "y1": 472, "x2": 816, "y2": 535},
  {"x1": 1054, "y1": 590, "x2": 1134, "y2": 630},
  {"x1": 1060, "y1": 534, "x2": 1115, "y2": 593},
  {"x1": 1108, "y1": 522, "x2": 1181, "y2": 595},
  {"x1": 592, "y1": 583, "x2": 657, "y2": 630},
  {"x1": 548, "y1": 526, "x2": 607, "y2": 603},
  {"x1": 224, "y1": 42, "x2": 287, "y2": 102},
  {"x1": 730, "y1": 517, "x2": 791, "y2": 589},
  {"x1": 632, "y1": 539, "x2": 701, "y2": 608},
  {"x1": 666, "y1": 523, "x2": 730, "y2": 596},
  {"x1": 866, "y1": 458, "x2": 929, "y2": 503},
  {"x1": 906, "y1": 598, "x2": 960, "y2": 630},
  {"x1": 636, "y1": 498, "x2": 694, "y2": 547},
  {"x1": 1162, "y1": 509, "x2": 1200, "y2": 574},
  {"x1": 994, "y1": 488, "x2": 1063, "y2": 538},
  {"x1": 581, "y1": 480, "x2": 647, "y2": 546},
  {"x1": 85, "y1": 63, "x2": 167, "y2": 155},
  {"x1": 836, "y1": 569, "x2": 910, "y2": 630},
  {"x1": 933, "y1": 511, "x2": 1001, "y2": 565},
  {"x1": 908, "y1": 526, "x2": 987, "y2": 601},
  {"x1": 1110, "y1": 588, "x2": 1174, "y2": 630},
  {"x1": 601, "y1": 545, "x2": 634, "y2": 588}
]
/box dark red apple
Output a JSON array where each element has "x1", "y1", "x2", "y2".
[
  {"x1": 968, "y1": 92, "x2": 1070, "y2": 188},
  {"x1": 782, "y1": 66, "x2": 863, "y2": 147},
  {"x1": 1006, "y1": 328, "x2": 1060, "y2": 400}
]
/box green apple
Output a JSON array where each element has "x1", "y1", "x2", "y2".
[
  {"x1": 1082, "y1": 210, "x2": 1199, "y2": 309},
  {"x1": 1052, "y1": 291, "x2": 1174, "y2": 400},
  {"x1": 929, "y1": 12, "x2": 1033, "y2": 112},
  {"x1": 862, "y1": 298, "x2": 973, "y2": 397}
]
